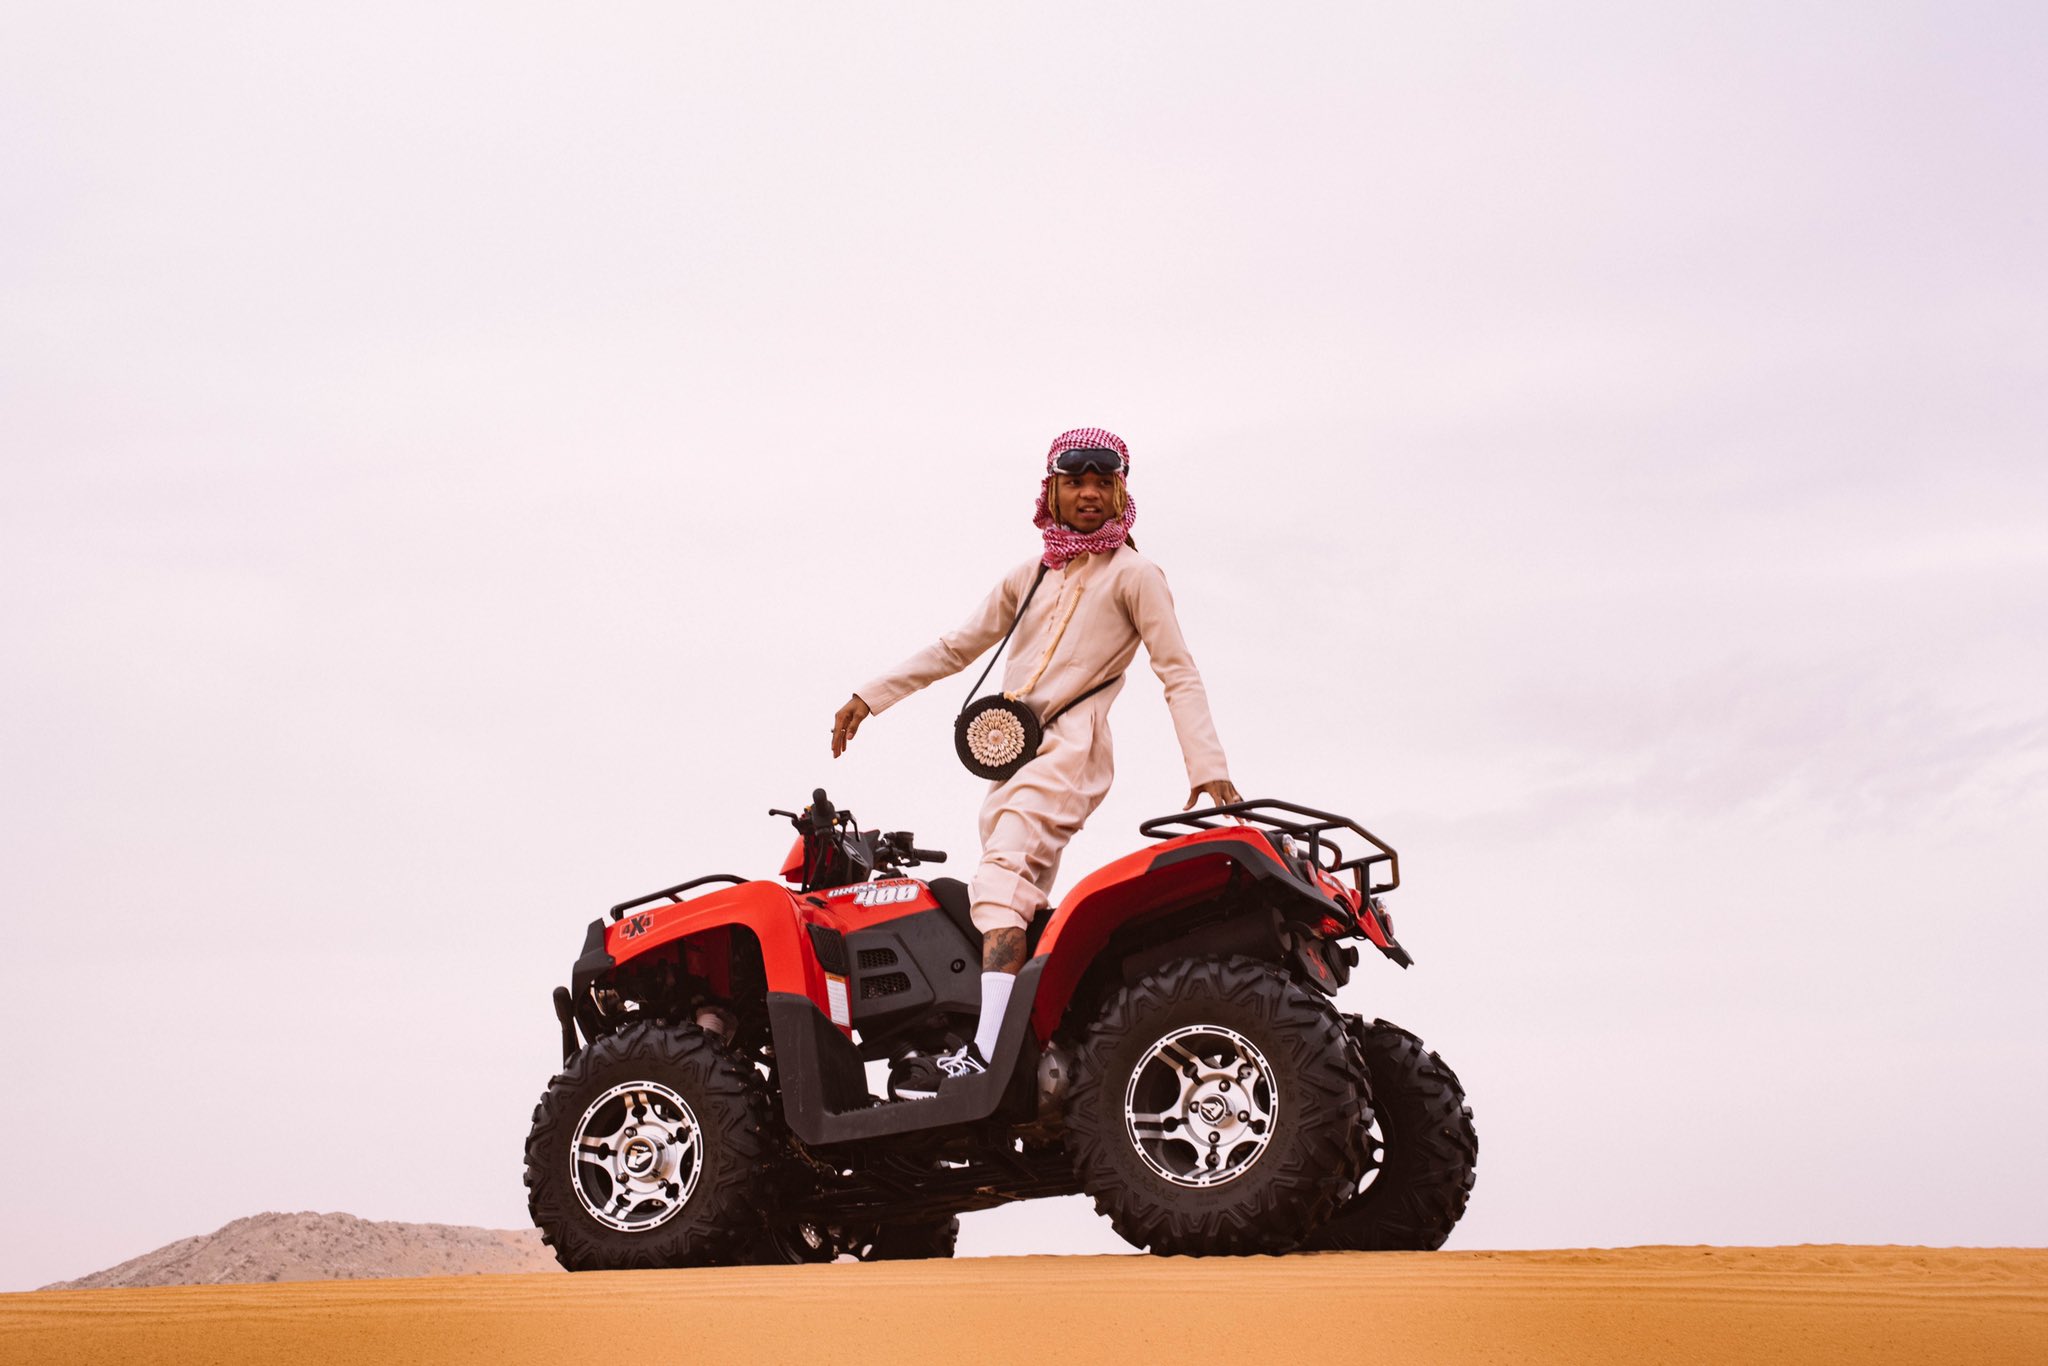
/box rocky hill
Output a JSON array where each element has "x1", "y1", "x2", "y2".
[{"x1": 41, "y1": 1212, "x2": 561, "y2": 1290}]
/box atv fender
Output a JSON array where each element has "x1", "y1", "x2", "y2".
[
  {"x1": 593, "y1": 880, "x2": 855, "y2": 1034},
  {"x1": 1029, "y1": 826, "x2": 1390, "y2": 1038}
]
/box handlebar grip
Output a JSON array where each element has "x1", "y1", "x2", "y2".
[
  {"x1": 908, "y1": 848, "x2": 947, "y2": 864},
  {"x1": 809, "y1": 788, "x2": 836, "y2": 834}
]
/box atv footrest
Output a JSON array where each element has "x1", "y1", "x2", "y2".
[{"x1": 769, "y1": 960, "x2": 1045, "y2": 1146}]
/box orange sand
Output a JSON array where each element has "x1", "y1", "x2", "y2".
[{"x1": 6, "y1": 1246, "x2": 2044, "y2": 1366}]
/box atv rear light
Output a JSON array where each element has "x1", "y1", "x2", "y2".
[{"x1": 1267, "y1": 831, "x2": 1316, "y2": 878}]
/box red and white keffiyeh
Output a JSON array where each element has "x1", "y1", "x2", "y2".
[{"x1": 1034, "y1": 426, "x2": 1136, "y2": 569}]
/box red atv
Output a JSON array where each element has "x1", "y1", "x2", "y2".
[{"x1": 524, "y1": 792, "x2": 1477, "y2": 1265}]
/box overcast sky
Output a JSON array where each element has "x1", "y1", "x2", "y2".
[{"x1": 4, "y1": 2, "x2": 2044, "y2": 1291}]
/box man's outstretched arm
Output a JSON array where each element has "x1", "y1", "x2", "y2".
[{"x1": 831, "y1": 561, "x2": 1031, "y2": 756}]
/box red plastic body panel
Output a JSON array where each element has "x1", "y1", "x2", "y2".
[
  {"x1": 603, "y1": 877, "x2": 953, "y2": 1035},
  {"x1": 805, "y1": 877, "x2": 950, "y2": 934},
  {"x1": 606, "y1": 881, "x2": 837, "y2": 1024},
  {"x1": 1301, "y1": 864, "x2": 1387, "y2": 948},
  {"x1": 1030, "y1": 828, "x2": 1248, "y2": 1039},
  {"x1": 1029, "y1": 826, "x2": 1375, "y2": 1038}
]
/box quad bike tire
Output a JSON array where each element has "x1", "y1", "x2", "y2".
[
  {"x1": 1303, "y1": 1016, "x2": 1478, "y2": 1252},
  {"x1": 524, "y1": 1021, "x2": 774, "y2": 1270},
  {"x1": 1068, "y1": 956, "x2": 1369, "y2": 1256}
]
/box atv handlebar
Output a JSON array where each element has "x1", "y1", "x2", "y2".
[
  {"x1": 875, "y1": 829, "x2": 945, "y2": 867},
  {"x1": 770, "y1": 790, "x2": 948, "y2": 890},
  {"x1": 808, "y1": 788, "x2": 837, "y2": 836}
]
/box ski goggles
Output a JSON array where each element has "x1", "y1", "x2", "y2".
[{"x1": 1049, "y1": 446, "x2": 1127, "y2": 477}]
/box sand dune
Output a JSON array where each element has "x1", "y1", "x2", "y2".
[
  {"x1": 38, "y1": 1212, "x2": 558, "y2": 1290},
  {"x1": 6, "y1": 1246, "x2": 2044, "y2": 1365}
]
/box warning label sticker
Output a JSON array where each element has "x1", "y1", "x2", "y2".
[{"x1": 825, "y1": 974, "x2": 850, "y2": 1027}]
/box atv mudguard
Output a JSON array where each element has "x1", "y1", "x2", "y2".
[
  {"x1": 1028, "y1": 824, "x2": 1404, "y2": 1035},
  {"x1": 589, "y1": 880, "x2": 849, "y2": 1030}
]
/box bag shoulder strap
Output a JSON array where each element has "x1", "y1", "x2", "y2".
[
  {"x1": 959, "y1": 564, "x2": 1049, "y2": 716},
  {"x1": 1042, "y1": 672, "x2": 1124, "y2": 727}
]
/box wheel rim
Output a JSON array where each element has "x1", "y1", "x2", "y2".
[
  {"x1": 1123, "y1": 1024, "x2": 1278, "y2": 1189},
  {"x1": 569, "y1": 1081, "x2": 704, "y2": 1232},
  {"x1": 1356, "y1": 1114, "x2": 1386, "y2": 1193}
]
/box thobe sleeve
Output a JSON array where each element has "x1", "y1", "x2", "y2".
[
  {"x1": 853, "y1": 562, "x2": 1031, "y2": 715},
  {"x1": 1128, "y1": 562, "x2": 1231, "y2": 788}
]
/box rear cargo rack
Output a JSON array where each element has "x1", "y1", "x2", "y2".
[{"x1": 1138, "y1": 798, "x2": 1399, "y2": 897}]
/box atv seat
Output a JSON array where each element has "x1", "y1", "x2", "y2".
[{"x1": 927, "y1": 876, "x2": 1053, "y2": 958}]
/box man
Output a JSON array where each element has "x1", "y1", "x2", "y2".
[{"x1": 830, "y1": 427, "x2": 1240, "y2": 1096}]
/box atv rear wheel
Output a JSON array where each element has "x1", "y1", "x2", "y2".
[
  {"x1": 524, "y1": 1022, "x2": 773, "y2": 1270},
  {"x1": 1068, "y1": 957, "x2": 1369, "y2": 1256},
  {"x1": 1303, "y1": 1017, "x2": 1478, "y2": 1251}
]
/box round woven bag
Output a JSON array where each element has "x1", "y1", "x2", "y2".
[{"x1": 955, "y1": 694, "x2": 1044, "y2": 782}]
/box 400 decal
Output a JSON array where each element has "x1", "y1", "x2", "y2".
[{"x1": 827, "y1": 881, "x2": 922, "y2": 908}]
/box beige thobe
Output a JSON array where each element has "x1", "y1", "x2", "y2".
[{"x1": 854, "y1": 545, "x2": 1230, "y2": 934}]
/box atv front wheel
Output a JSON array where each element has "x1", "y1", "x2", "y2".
[
  {"x1": 524, "y1": 1022, "x2": 773, "y2": 1270},
  {"x1": 1068, "y1": 957, "x2": 1369, "y2": 1256},
  {"x1": 1302, "y1": 1017, "x2": 1478, "y2": 1251}
]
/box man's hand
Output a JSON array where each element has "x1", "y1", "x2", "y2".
[
  {"x1": 1184, "y1": 778, "x2": 1243, "y2": 811},
  {"x1": 831, "y1": 694, "x2": 871, "y2": 757}
]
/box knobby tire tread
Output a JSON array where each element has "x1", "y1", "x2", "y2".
[
  {"x1": 1068, "y1": 956, "x2": 1370, "y2": 1256},
  {"x1": 523, "y1": 1021, "x2": 775, "y2": 1271},
  {"x1": 1303, "y1": 1016, "x2": 1478, "y2": 1252}
]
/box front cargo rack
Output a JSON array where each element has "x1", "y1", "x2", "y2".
[
  {"x1": 610, "y1": 873, "x2": 746, "y2": 921},
  {"x1": 1138, "y1": 798, "x2": 1400, "y2": 897}
]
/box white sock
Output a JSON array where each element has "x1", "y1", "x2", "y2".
[{"x1": 973, "y1": 971, "x2": 1015, "y2": 1061}]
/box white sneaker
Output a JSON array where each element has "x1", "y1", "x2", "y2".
[
  {"x1": 889, "y1": 1043, "x2": 987, "y2": 1101},
  {"x1": 937, "y1": 1043, "x2": 989, "y2": 1081}
]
